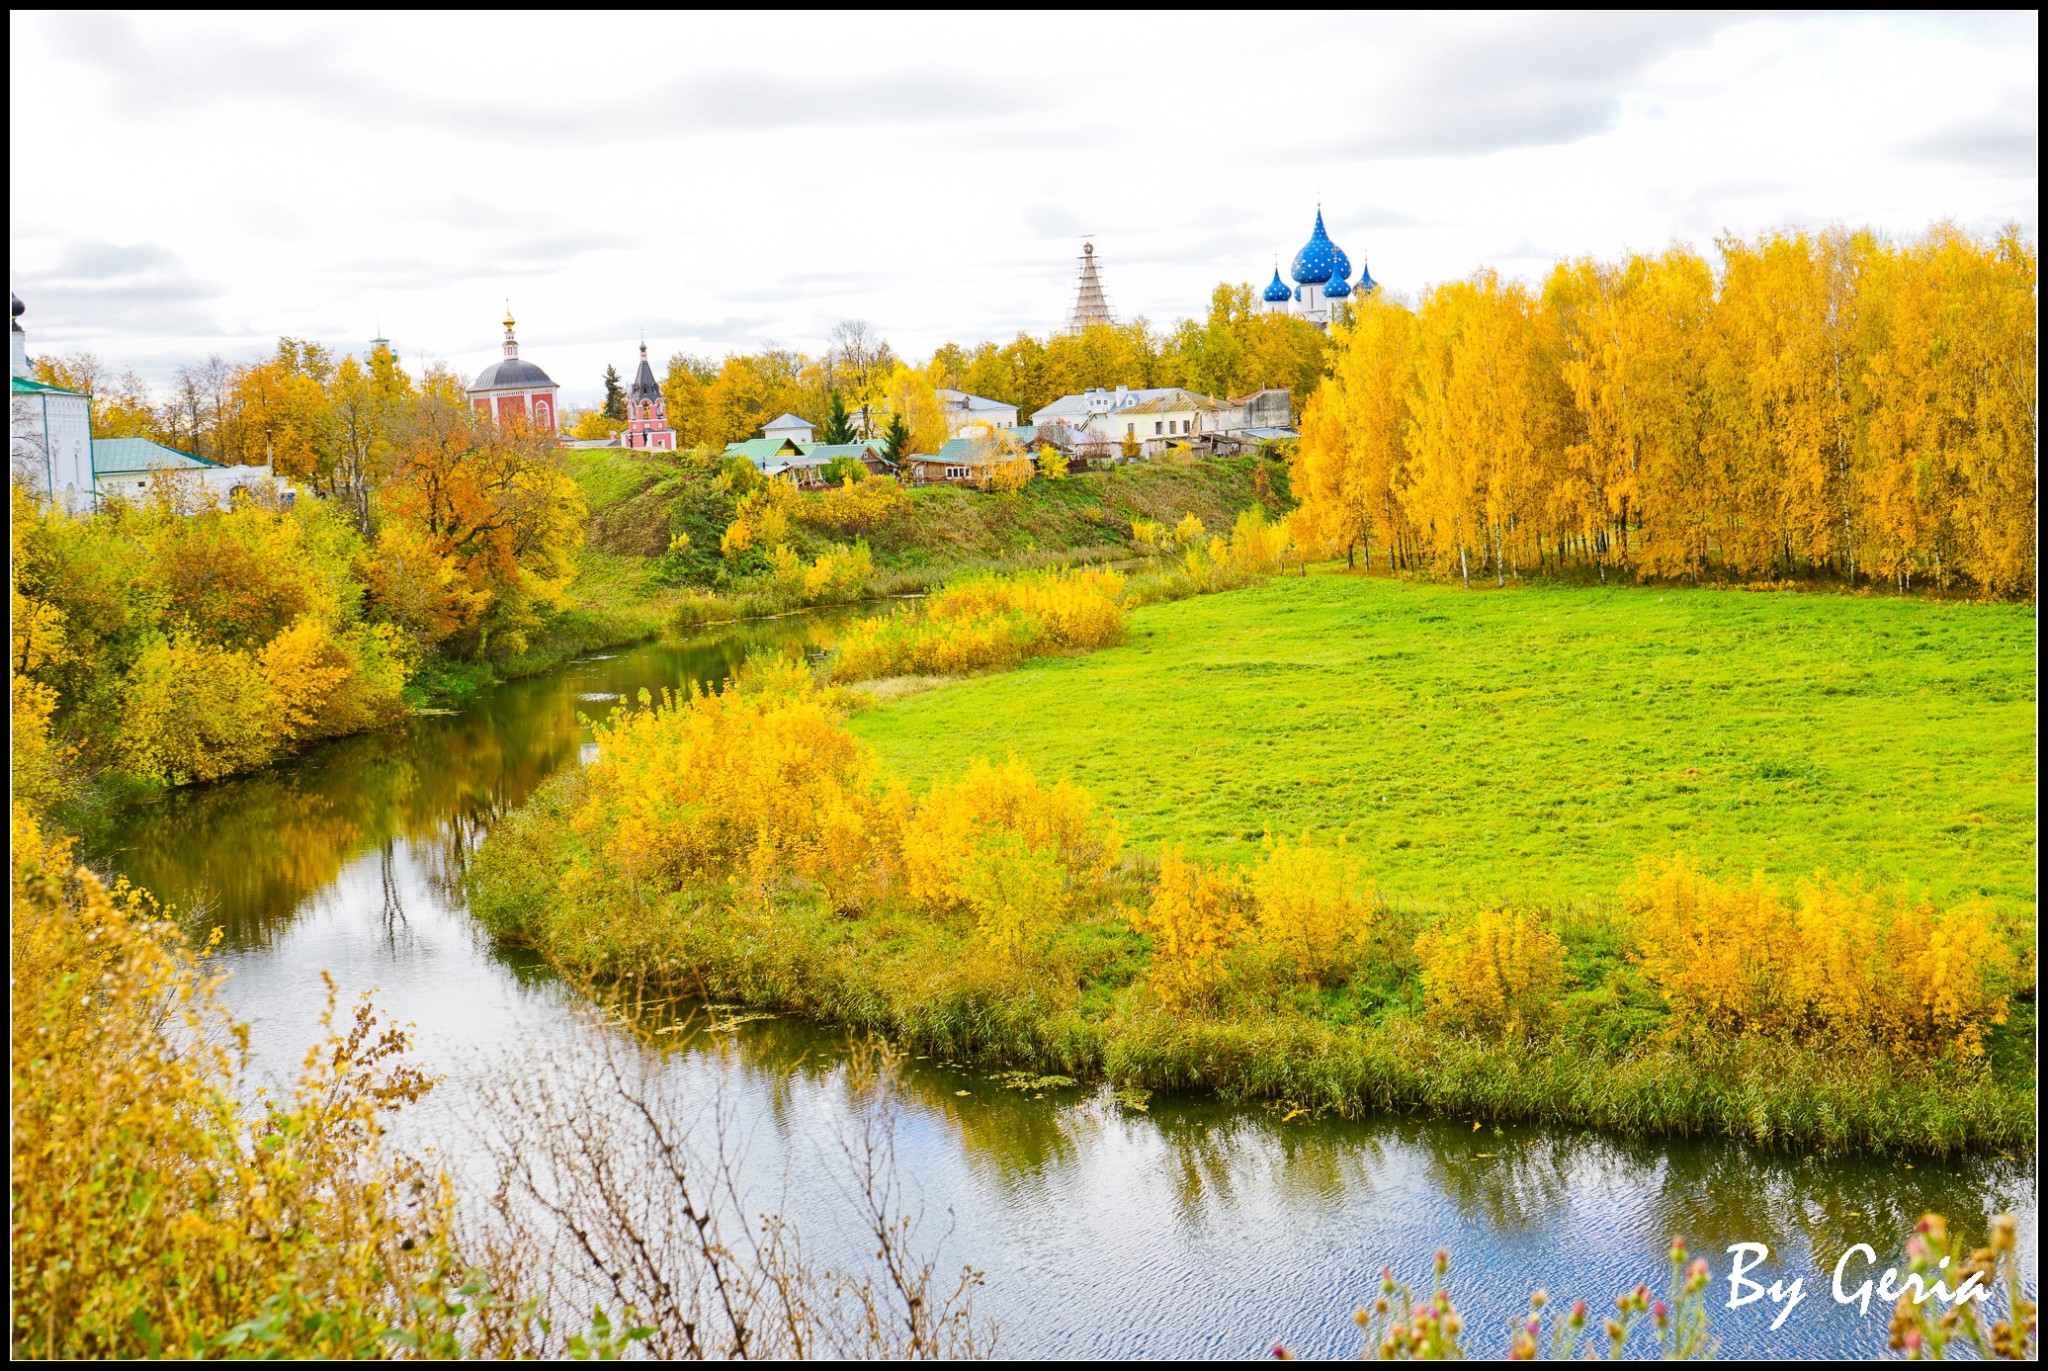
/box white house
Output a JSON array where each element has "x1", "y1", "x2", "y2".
[
  {"x1": 762, "y1": 412, "x2": 815, "y2": 443},
  {"x1": 91, "y1": 436, "x2": 294, "y2": 509},
  {"x1": 937, "y1": 388, "x2": 1019, "y2": 436},
  {"x1": 1112, "y1": 393, "x2": 1227, "y2": 456},
  {"x1": 1030, "y1": 385, "x2": 1229, "y2": 457}
]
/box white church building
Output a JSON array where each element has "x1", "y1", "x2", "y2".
[
  {"x1": 11, "y1": 291, "x2": 292, "y2": 512},
  {"x1": 10, "y1": 294, "x2": 94, "y2": 512}
]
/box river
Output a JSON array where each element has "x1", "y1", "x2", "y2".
[{"x1": 92, "y1": 614, "x2": 2037, "y2": 1358}]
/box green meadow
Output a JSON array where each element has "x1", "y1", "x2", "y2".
[{"x1": 849, "y1": 573, "x2": 2038, "y2": 914}]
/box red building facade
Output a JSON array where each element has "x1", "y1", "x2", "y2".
[
  {"x1": 466, "y1": 312, "x2": 559, "y2": 432},
  {"x1": 622, "y1": 340, "x2": 676, "y2": 451}
]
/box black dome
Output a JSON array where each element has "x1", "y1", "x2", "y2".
[{"x1": 472, "y1": 357, "x2": 555, "y2": 390}]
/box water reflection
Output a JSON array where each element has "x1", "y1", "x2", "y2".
[
  {"x1": 94, "y1": 609, "x2": 877, "y2": 949},
  {"x1": 88, "y1": 615, "x2": 2036, "y2": 1360}
]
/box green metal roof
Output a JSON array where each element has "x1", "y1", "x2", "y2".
[
  {"x1": 796, "y1": 441, "x2": 887, "y2": 460},
  {"x1": 91, "y1": 436, "x2": 223, "y2": 474},
  {"x1": 722, "y1": 437, "x2": 801, "y2": 465},
  {"x1": 11, "y1": 374, "x2": 88, "y2": 397},
  {"x1": 931, "y1": 437, "x2": 1008, "y2": 465}
]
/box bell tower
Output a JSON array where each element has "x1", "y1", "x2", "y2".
[{"x1": 623, "y1": 337, "x2": 675, "y2": 451}]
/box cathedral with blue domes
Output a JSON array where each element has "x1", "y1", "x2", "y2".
[{"x1": 1263, "y1": 208, "x2": 1376, "y2": 326}]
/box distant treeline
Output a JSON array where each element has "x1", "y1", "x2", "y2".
[
  {"x1": 42, "y1": 283, "x2": 1329, "y2": 462},
  {"x1": 1294, "y1": 225, "x2": 2036, "y2": 597},
  {"x1": 651, "y1": 284, "x2": 1331, "y2": 453}
]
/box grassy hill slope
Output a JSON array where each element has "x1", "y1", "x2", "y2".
[{"x1": 566, "y1": 448, "x2": 1289, "y2": 590}]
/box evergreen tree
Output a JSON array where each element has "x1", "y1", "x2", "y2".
[
  {"x1": 602, "y1": 365, "x2": 626, "y2": 421},
  {"x1": 820, "y1": 388, "x2": 856, "y2": 444},
  {"x1": 881, "y1": 413, "x2": 913, "y2": 466}
]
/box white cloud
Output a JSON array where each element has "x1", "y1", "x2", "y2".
[{"x1": 7, "y1": 10, "x2": 2036, "y2": 402}]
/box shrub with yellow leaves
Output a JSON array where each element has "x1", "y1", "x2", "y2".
[
  {"x1": 948, "y1": 831, "x2": 1072, "y2": 960},
  {"x1": 117, "y1": 635, "x2": 279, "y2": 785},
  {"x1": 926, "y1": 566, "x2": 1126, "y2": 650},
  {"x1": 1124, "y1": 846, "x2": 1249, "y2": 1011},
  {"x1": 257, "y1": 616, "x2": 355, "y2": 743},
  {"x1": 766, "y1": 540, "x2": 806, "y2": 588},
  {"x1": 1413, "y1": 908, "x2": 1566, "y2": 1036},
  {"x1": 765, "y1": 539, "x2": 873, "y2": 608},
  {"x1": 1246, "y1": 831, "x2": 1376, "y2": 985},
  {"x1": 991, "y1": 456, "x2": 1034, "y2": 493},
  {"x1": 10, "y1": 802, "x2": 501, "y2": 1359},
  {"x1": 798, "y1": 473, "x2": 909, "y2": 536},
  {"x1": 1625, "y1": 856, "x2": 2018, "y2": 1057},
  {"x1": 1178, "y1": 506, "x2": 1295, "y2": 591},
  {"x1": 901, "y1": 757, "x2": 1121, "y2": 957},
  {"x1": 801, "y1": 541, "x2": 874, "y2": 603},
  {"x1": 722, "y1": 479, "x2": 798, "y2": 559},
  {"x1": 565, "y1": 672, "x2": 887, "y2": 912},
  {"x1": 1873, "y1": 900, "x2": 2017, "y2": 1058},
  {"x1": 11, "y1": 669, "x2": 72, "y2": 816},
  {"x1": 829, "y1": 566, "x2": 1126, "y2": 683},
  {"x1": 829, "y1": 607, "x2": 1038, "y2": 682},
  {"x1": 1626, "y1": 856, "x2": 1797, "y2": 1035}
]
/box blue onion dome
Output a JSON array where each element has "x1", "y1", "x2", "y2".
[
  {"x1": 1324, "y1": 271, "x2": 1352, "y2": 299},
  {"x1": 1354, "y1": 259, "x2": 1379, "y2": 294},
  {"x1": 1290, "y1": 208, "x2": 1344, "y2": 286},
  {"x1": 1262, "y1": 267, "x2": 1292, "y2": 303}
]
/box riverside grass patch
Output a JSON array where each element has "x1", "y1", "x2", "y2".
[
  {"x1": 847, "y1": 572, "x2": 2038, "y2": 916},
  {"x1": 468, "y1": 655, "x2": 2035, "y2": 1156}
]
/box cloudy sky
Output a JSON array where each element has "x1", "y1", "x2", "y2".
[{"x1": 9, "y1": 10, "x2": 2037, "y2": 406}]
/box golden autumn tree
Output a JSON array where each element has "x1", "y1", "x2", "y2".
[
  {"x1": 880, "y1": 364, "x2": 951, "y2": 457},
  {"x1": 1292, "y1": 294, "x2": 1417, "y2": 569},
  {"x1": 375, "y1": 395, "x2": 587, "y2": 658},
  {"x1": 1547, "y1": 248, "x2": 1719, "y2": 580},
  {"x1": 221, "y1": 338, "x2": 337, "y2": 476},
  {"x1": 1296, "y1": 223, "x2": 2033, "y2": 598},
  {"x1": 1705, "y1": 230, "x2": 1864, "y2": 580},
  {"x1": 1399, "y1": 272, "x2": 1560, "y2": 586},
  {"x1": 318, "y1": 343, "x2": 416, "y2": 533}
]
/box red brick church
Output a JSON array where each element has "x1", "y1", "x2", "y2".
[{"x1": 466, "y1": 311, "x2": 559, "y2": 431}]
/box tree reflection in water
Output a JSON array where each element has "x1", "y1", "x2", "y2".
[{"x1": 90, "y1": 608, "x2": 881, "y2": 952}]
